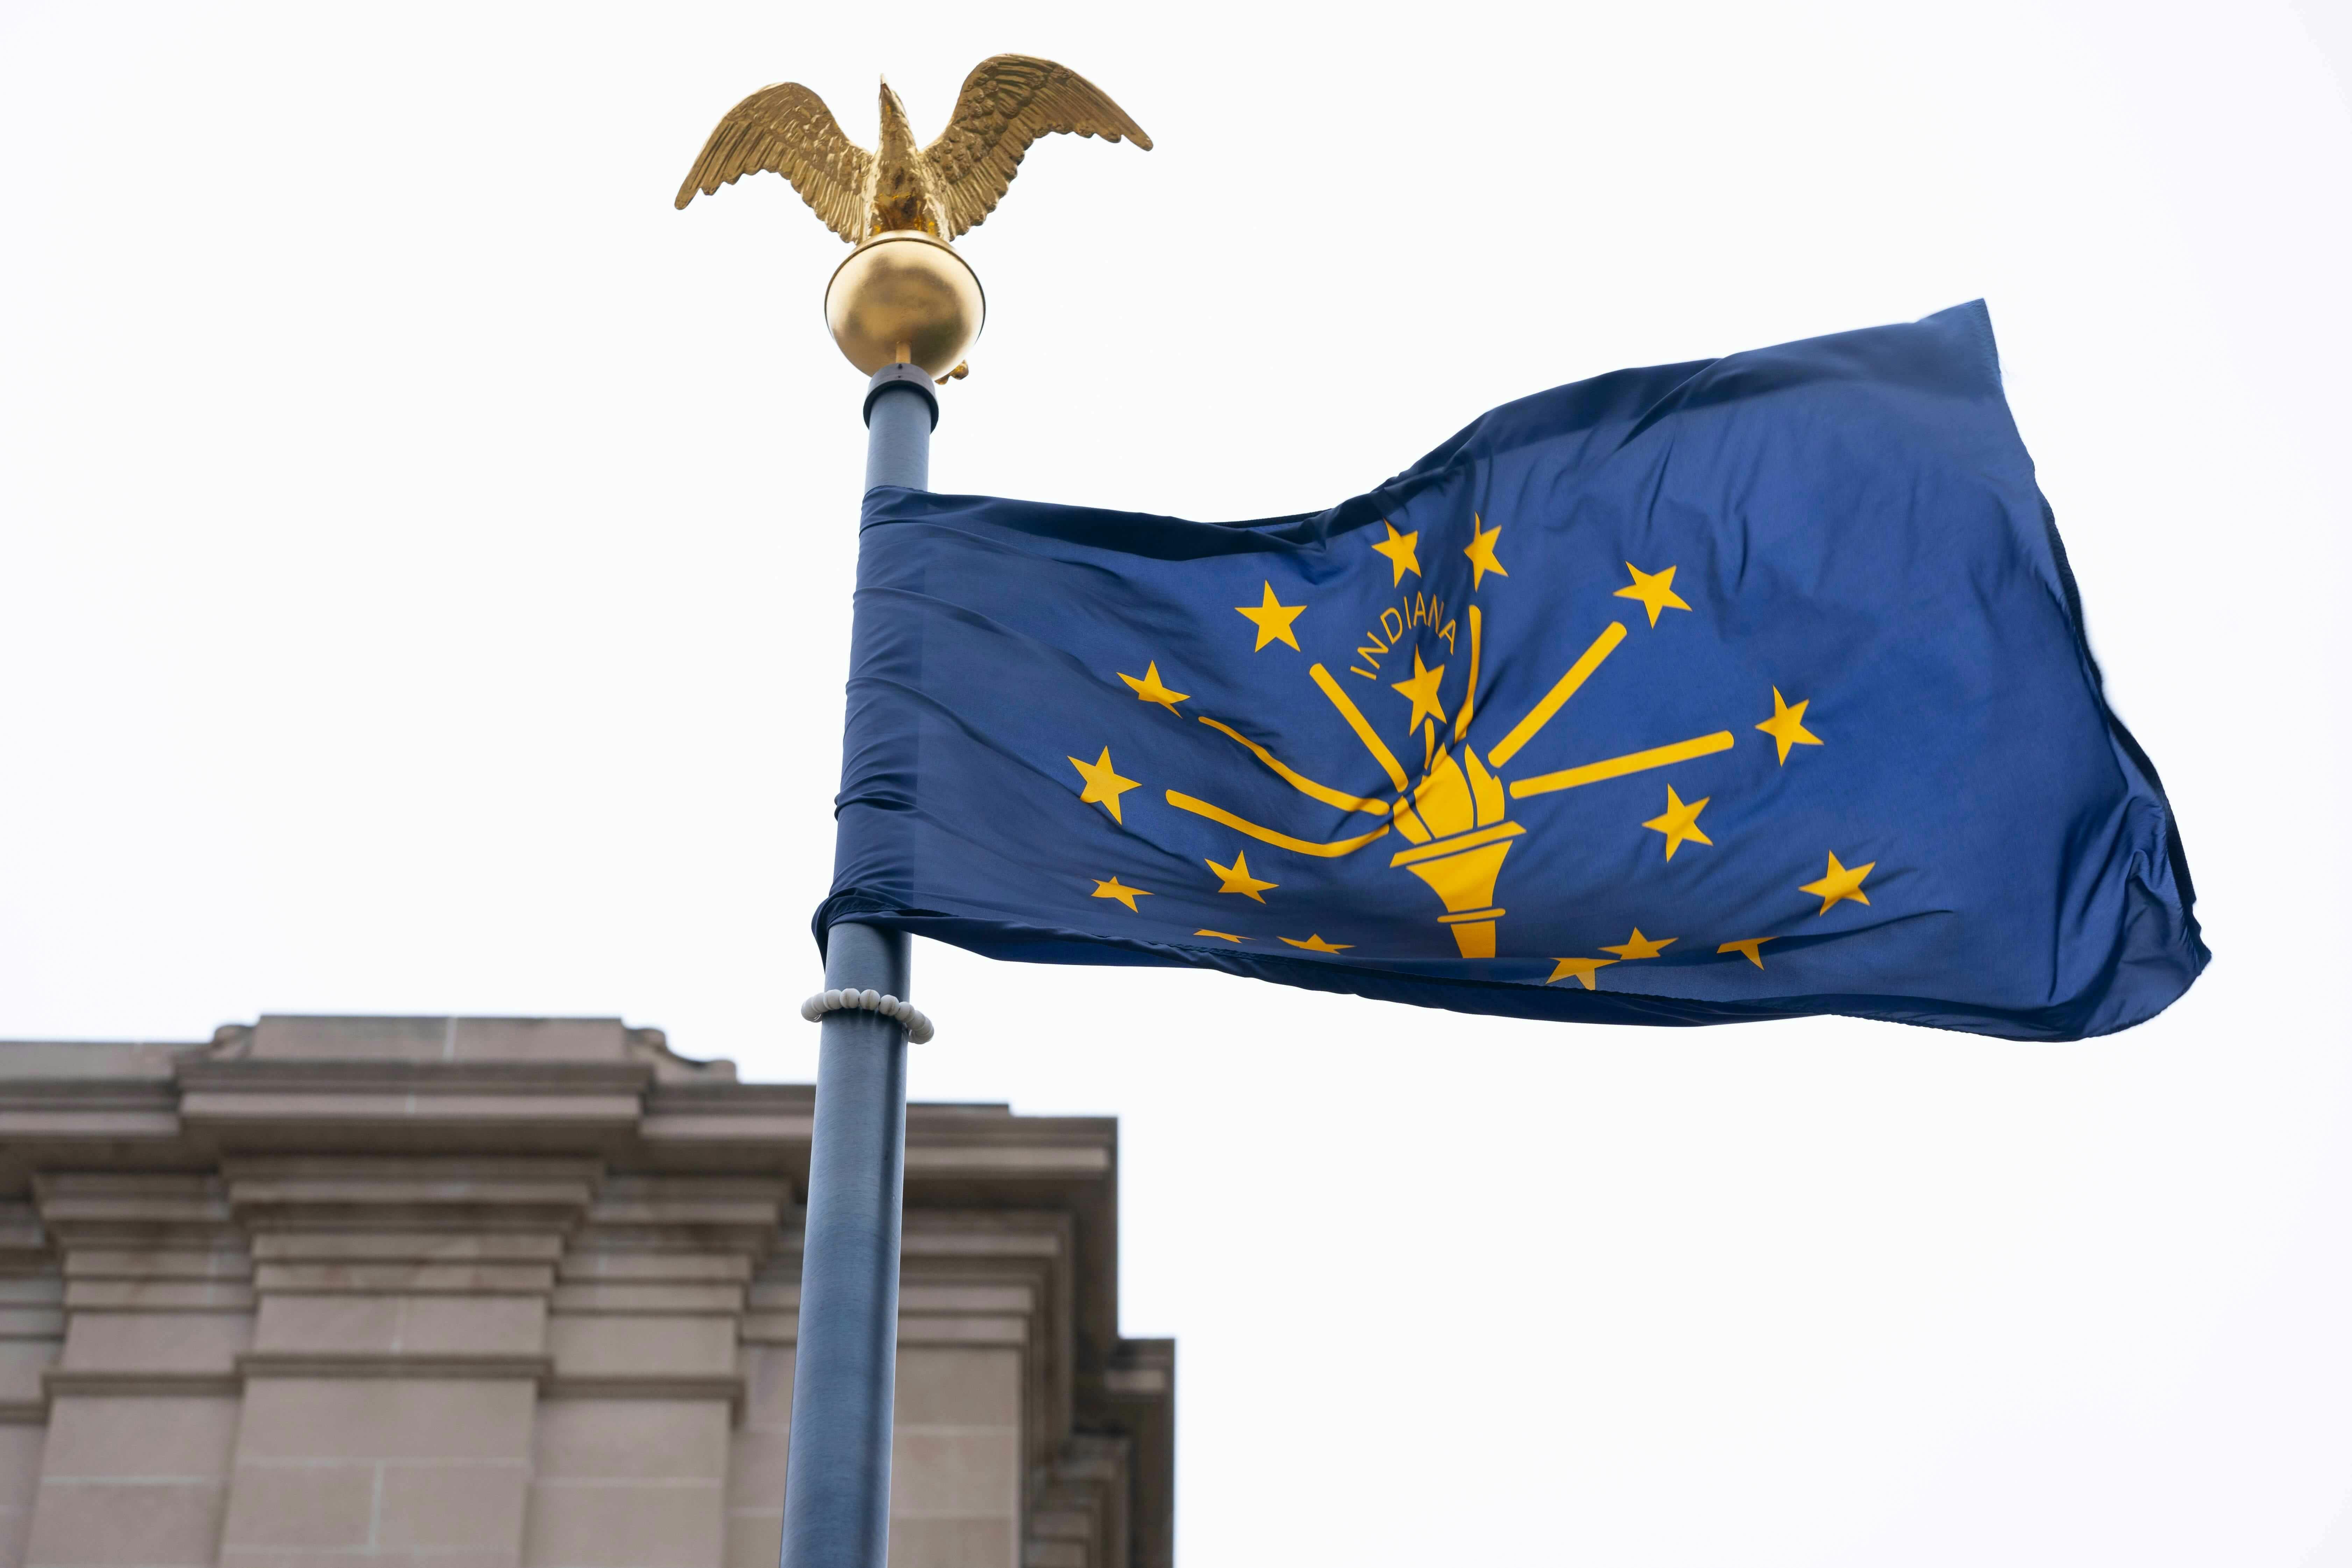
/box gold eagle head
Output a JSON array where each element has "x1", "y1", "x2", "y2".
[{"x1": 674, "y1": 55, "x2": 1151, "y2": 242}]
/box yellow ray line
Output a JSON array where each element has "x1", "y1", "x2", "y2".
[
  {"x1": 1196, "y1": 717, "x2": 1391, "y2": 816},
  {"x1": 1308, "y1": 664, "x2": 1410, "y2": 793},
  {"x1": 1487, "y1": 622, "x2": 1628, "y2": 767},
  {"x1": 1165, "y1": 791, "x2": 1392, "y2": 858},
  {"x1": 1452, "y1": 605, "x2": 1483, "y2": 744},
  {"x1": 1508, "y1": 731, "x2": 1736, "y2": 799}
]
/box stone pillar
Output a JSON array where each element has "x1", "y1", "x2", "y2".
[
  {"x1": 734, "y1": 1216, "x2": 1052, "y2": 1568},
  {"x1": 0, "y1": 1202, "x2": 62, "y2": 1568},
  {"x1": 21, "y1": 1175, "x2": 252, "y2": 1568},
  {"x1": 216, "y1": 1159, "x2": 596, "y2": 1568},
  {"x1": 524, "y1": 1176, "x2": 781, "y2": 1568}
]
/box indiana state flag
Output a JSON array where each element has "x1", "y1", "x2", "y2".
[{"x1": 820, "y1": 303, "x2": 2205, "y2": 1040}]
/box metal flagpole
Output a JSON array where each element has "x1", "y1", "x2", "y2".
[
  {"x1": 671, "y1": 55, "x2": 1147, "y2": 1568},
  {"x1": 778, "y1": 365, "x2": 937, "y2": 1568}
]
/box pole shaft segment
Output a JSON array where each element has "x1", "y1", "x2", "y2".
[
  {"x1": 779, "y1": 368, "x2": 936, "y2": 1568},
  {"x1": 862, "y1": 367, "x2": 935, "y2": 492}
]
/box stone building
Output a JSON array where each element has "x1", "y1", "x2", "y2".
[{"x1": 0, "y1": 1016, "x2": 1172, "y2": 1568}]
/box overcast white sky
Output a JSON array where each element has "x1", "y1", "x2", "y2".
[{"x1": 4, "y1": 1, "x2": 2350, "y2": 1562}]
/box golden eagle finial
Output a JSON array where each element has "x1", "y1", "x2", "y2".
[{"x1": 674, "y1": 54, "x2": 1152, "y2": 240}]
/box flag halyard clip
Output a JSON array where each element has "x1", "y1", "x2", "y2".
[{"x1": 800, "y1": 988, "x2": 935, "y2": 1044}]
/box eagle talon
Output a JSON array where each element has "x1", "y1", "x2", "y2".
[{"x1": 936, "y1": 362, "x2": 969, "y2": 386}]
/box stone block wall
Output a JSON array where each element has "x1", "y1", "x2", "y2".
[{"x1": 0, "y1": 1019, "x2": 1173, "y2": 1568}]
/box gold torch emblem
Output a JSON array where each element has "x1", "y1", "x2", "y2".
[{"x1": 1114, "y1": 516, "x2": 1746, "y2": 960}]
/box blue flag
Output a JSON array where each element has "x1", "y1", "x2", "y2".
[{"x1": 820, "y1": 303, "x2": 2204, "y2": 1040}]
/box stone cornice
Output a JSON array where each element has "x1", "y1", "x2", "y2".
[
  {"x1": 0, "y1": 1078, "x2": 183, "y2": 1149},
  {"x1": 0, "y1": 1015, "x2": 1171, "y2": 1564},
  {"x1": 41, "y1": 1368, "x2": 244, "y2": 1398},
  {"x1": 32, "y1": 1171, "x2": 244, "y2": 1254},
  {"x1": 38, "y1": 1360, "x2": 751, "y2": 1411},
  {"x1": 181, "y1": 1059, "x2": 648, "y2": 1138},
  {"x1": 0, "y1": 1056, "x2": 1130, "y2": 1393},
  {"x1": 236, "y1": 1350, "x2": 555, "y2": 1380},
  {"x1": 540, "y1": 1371, "x2": 746, "y2": 1413}
]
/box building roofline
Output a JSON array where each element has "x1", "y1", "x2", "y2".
[{"x1": 0, "y1": 1012, "x2": 1168, "y2": 1562}]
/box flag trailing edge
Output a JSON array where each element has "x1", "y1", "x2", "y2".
[{"x1": 818, "y1": 301, "x2": 2206, "y2": 1041}]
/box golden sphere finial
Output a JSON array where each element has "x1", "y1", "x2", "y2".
[{"x1": 824, "y1": 232, "x2": 985, "y2": 378}]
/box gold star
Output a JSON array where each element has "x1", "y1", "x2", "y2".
[
  {"x1": 1236, "y1": 581, "x2": 1306, "y2": 651},
  {"x1": 1389, "y1": 647, "x2": 1449, "y2": 733},
  {"x1": 1118, "y1": 662, "x2": 1189, "y2": 712},
  {"x1": 1280, "y1": 934, "x2": 1352, "y2": 952},
  {"x1": 1601, "y1": 928, "x2": 1676, "y2": 961},
  {"x1": 1067, "y1": 747, "x2": 1141, "y2": 824},
  {"x1": 1717, "y1": 938, "x2": 1772, "y2": 968},
  {"x1": 1641, "y1": 786, "x2": 1713, "y2": 860},
  {"x1": 1463, "y1": 515, "x2": 1508, "y2": 589},
  {"x1": 1090, "y1": 876, "x2": 1150, "y2": 912},
  {"x1": 1799, "y1": 852, "x2": 1875, "y2": 915},
  {"x1": 1193, "y1": 929, "x2": 1248, "y2": 943},
  {"x1": 1371, "y1": 521, "x2": 1421, "y2": 585},
  {"x1": 1612, "y1": 561, "x2": 1690, "y2": 627},
  {"x1": 1545, "y1": 956, "x2": 1616, "y2": 989},
  {"x1": 1206, "y1": 850, "x2": 1278, "y2": 902},
  {"x1": 1755, "y1": 688, "x2": 1822, "y2": 764}
]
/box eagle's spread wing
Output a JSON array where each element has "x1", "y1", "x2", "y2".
[
  {"x1": 924, "y1": 56, "x2": 1152, "y2": 238},
  {"x1": 675, "y1": 82, "x2": 873, "y2": 239}
]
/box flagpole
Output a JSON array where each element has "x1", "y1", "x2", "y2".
[
  {"x1": 675, "y1": 54, "x2": 1141, "y2": 1568},
  {"x1": 778, "y1": 364, "x2": 937, "y2": 1568}
]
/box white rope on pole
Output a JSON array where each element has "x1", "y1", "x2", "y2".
[{"x1": 799, "y1": 987, "x2": 935, "y2": 1044}]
